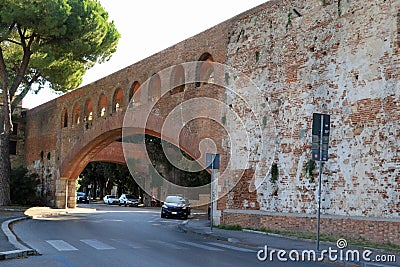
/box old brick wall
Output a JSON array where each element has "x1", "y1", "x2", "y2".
[
  {"x1": 22, "y1": 0, "x2": 399, "y2": 244},
  {"x1": 218, "y1": 0, "x2": 400, "y2": 245},
  {"x1": 24, "y1": 20, "x2": 229, "y2": 208},
  {"x1": 221, "y1": 210, "x2": 400, "y2": 245}
]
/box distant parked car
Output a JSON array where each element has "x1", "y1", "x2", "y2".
[
  {"x1": 161, "y1": 195, "x2": 190, "y2": 219},
  {"x1": 103, "y1": 195, "x2": 119, "y2": 205},
  {"x1": 119, "y1": 194, "x2": 139, "y2": 207},
  {"x1": 76, "y1": 192, "x2": 89, "y2": 203}
]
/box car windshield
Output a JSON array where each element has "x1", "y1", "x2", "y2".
[
  {"x1": 165, "y1": 196, "x2": 185, "y2": 204},
  {"x1": 77, "y1": 192, "x2": 85, "y2": 196},
  {"x1": 125, "y1": 195, "x2": 136, "y2": 199},
  {"x1": 109, "y1": 195, "x2": 116, "y2": 198}
]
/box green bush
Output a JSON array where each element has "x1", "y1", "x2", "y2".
[{"x1": 10, "y1": 166, "x2": 40, "y2": 205}]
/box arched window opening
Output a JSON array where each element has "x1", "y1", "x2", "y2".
[
  {"x1": 113, "y1": 88, "x2": 123, "y2": 112},
  {"x1": 73, "y1": 104, "x2": 80, "y2": 125},
  {"x1": 129, "y1": 81, "x2": 140, "y2": 101},
  {"x1": 84, "y1": 99, "x2": 93, "y2": 121},
  {"x1": 170, "y1": 65, "x2": 185, "y2": 94},
  {"x1": 196, "y1": 52, "x2": 214, "y2": 87},
  {"x1": 98, "y1": 94, "x2": 107, "y2": 117},
  {"x1": 62, "y1": 109, "x2": 68, "y2": 128},
  {"x1": 148, "y1": 74, "x2": 161, "y2": 102}
]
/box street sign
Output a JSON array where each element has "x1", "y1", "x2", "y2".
[
  {"x1": 206, "y1": 153, "x2": 220, "y2": 169},
  {"x1": 206, "y1": 153, "x2": 220, "y2": 231},
  {"x1": 312, "y1": 113, "x2": 330, "y2": 161},
  {"x1": 312, "y1": 113, "x2": 331, "y2": 251}
]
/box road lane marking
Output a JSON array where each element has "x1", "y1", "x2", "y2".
[
  {"x1": 46, "y1": 240, "x2": 78, "y2": 251},
  {"x1": 177, "y1": 241, "x2": 224, "y2": 251},
  {"x1": 80, "y1": 239, "x2": 115, "y2": 250},
  {"x1": 111, "y1": 239, "x2": 148, "y2": 249},
  {"x1": 205, "y1": 242, "x2": 256, "y2": 253},
  {"x1": 148, "y1": 240, "x2": 187, "y2": 250},
  {"x1": 54, "y1": 255, "x2": 77, "y2": 267}
]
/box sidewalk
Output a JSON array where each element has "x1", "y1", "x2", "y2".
[{"x1": 180, "y1": 211, "x2": 400, "y2": 266}]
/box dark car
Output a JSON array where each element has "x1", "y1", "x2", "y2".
[
  {"x1": 161, "y1": 196, "x2": 190, "y2": 219},
  {"x1": 76, "y1": 192, "x2": 89, "y2": 203},
  {"x1": 119, "y1": 194, "x2": 139, "y2": 207}
]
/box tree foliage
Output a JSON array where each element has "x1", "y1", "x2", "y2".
[
  {"x1": 10, "y1": 166, "x2": 40, "y2": 205},
  {"x1": 0, "y1": 0, "x2": 120, "y2": 106},
  {"x1": 0, "y1": 0, "x2": 119, "y2": 205},
  {"x1": 79, "y1": 162, "x2": 141, "y2": 199}
]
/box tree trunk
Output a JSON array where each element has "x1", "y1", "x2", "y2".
[
  {"x1": 0, "y1": 108, "x2": 11, "y2": 206},
  {"x1": 0, "y1": 47, "x2": 12, "y2": 206}
]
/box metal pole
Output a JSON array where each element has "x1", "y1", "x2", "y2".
[
  {"x1": 316, "y1": 115, "x2": 324, "y2": 251},
  {"x1": 210, "y1": 162, "x2": 214, "y2": 231}
]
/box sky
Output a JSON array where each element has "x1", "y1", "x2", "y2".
[{"x1": 23, "y1": 0, "x2": 268, "y2": 109}]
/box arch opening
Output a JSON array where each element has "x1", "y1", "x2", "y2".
[
  {"x1": 196, "y1": 52, "x2": 215, "y2": 87},
  {"x1": 170, "y1": 65, "x2": 185, "y2": 94},
  {"x1": 60, "y1": 121, "x2": 210, "y2": 209},
  {"x1": 84, "y1": 99, "x2": 93, "y2": 122},
  {"x1": 98, "y1": 94, "x2": 107, "y2": 117},
  {"x1": 148, "y1": 74, "x2": 161, "y2": 102},
  {"x1": 129, "y1": 81, "x2": 140, "y2": 101},
  {"x1": 62, "y1": 109, "x2": 68, "y2": 128},
  {"x1": 113, "y1": 88, "x2": 123, "y2": 113},
  {"x1": 73, "y1": 104, "x2": 81, "y2": 125}
]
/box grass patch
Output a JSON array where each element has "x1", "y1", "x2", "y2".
[
  {"x1": 246, "y1": 227, "x2": 400, "y2": 252},
  {"x1": 216, "y1": 224, "x2": 243, "y2": 231}
]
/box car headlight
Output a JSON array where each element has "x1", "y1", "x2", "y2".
[
  {"x1": 162, "y1": 204, "x2": 168, "y2": 209},
  {"x1": 182, "y1": 207, "x2": 187, "y2": 209}
]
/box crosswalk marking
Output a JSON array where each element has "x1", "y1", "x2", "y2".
[
  {"x1": 80, "y1": 239, "x2": 115, "y2": 250},
  {"x1": 44, "y1": 238, "x2": 255, "y2": 253},
  {"x1": 205, "y1": 242, "x2": 256, "y2": 253},
  {"x1": 148, "y1": 240, "x2": 187, "y2": 250},
  {"x1": 177, "y1": 241, "x2": 224, "y2": 251},
  {"x1": 111, "y1": 239, "x2": 148, "y2": 249},
  {"x1": 46, "y1": 240, "x2": 78, "y2": 251}
]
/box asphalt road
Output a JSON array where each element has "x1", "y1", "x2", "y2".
[{"x1": 1, "y1": 204, "x2": 336, "y2": 267}]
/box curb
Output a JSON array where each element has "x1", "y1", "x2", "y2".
[
  {"x1": 179, "y1": 222, "x2": 399, "y2": 267},
  {"x1": 178, "y1": 221, "x2": 237, "y2": 244},
  {"x1": 0, "y1": 216, "x2": 38, "y2": 260}
]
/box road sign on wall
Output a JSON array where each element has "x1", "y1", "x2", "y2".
[
  {"x1": 312, "y1": 113, "x2": 330, "y2": 161},
  {"x1": 206, "y1": 153, "x2": 220, "y2": 169}
]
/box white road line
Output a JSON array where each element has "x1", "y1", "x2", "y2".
[
  {"x1": 46, "y1": 240, "x2": 78, "y2": 251},
  {"x1": 148, "y1": 240, "x2": 187, "y2": 250},
  {"x1": 111, "y1": 239, "x2": 148, "y2": 249},
  {"x1": 80, "y1": 239, "x2": 115, "y2": 250},
  {"x1": 177, "y1": 241, "x2": 224, "y2": 251},
  {"x1": 205, "y1": 242, "x2": 256, "y2": 253}
]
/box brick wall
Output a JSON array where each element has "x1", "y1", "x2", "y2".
[
  {"x1": 221, "y1": 210, "x2": 400, "y2": 246},
  {"x1": 22, "y1": 0, "x2": 400, "y2": 245}
]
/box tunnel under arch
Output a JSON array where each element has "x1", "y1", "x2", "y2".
[{"x1": 58, "y1": 112, "x2": 210, "y2": 208}]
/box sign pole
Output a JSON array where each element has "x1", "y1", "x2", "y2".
[
  {"x1": 316, "y1": 115, "x2": 324, "y2": 251},
  {"x1": 206, "y1": 153, "x2": 220, "y2": 231},
  {"x1": 312, "y1": 113, "x2": 330, "y2": 251},
  {"x1": 210, "y1": 164, "x2": 214, "y2": 231}
]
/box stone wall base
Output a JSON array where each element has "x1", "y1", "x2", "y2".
[{"x1": 221, "y1": 210, "x2": 400, "y2": 246}]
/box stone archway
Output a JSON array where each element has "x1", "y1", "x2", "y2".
[{"x1": 57, "y1": 111, "x2": 205, "y2": 208}]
